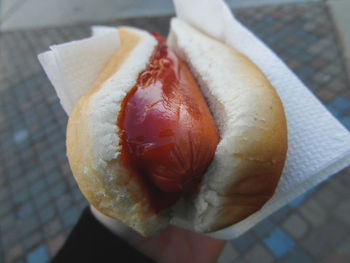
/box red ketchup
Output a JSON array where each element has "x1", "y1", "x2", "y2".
[{"x1": 117, "y1": 33, "x2": 219, "y2": 212}]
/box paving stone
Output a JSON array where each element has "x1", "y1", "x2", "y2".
[
  {"x1": 269, "y1": 206, "x2": 291, "y2": 224},
  {"x1": 322, "y1": 252, "x2": 350, "y2": 263},
  {"x1": 300, "y1": 219, "x2": 348, "y2": 258},
  {"x1": 38, "y1": 205, "x2": 56, "y2": 224},
  {"x1": 77, "y1": 200, "x2": 88, "y2": 212},
  {"x1": 1, "y1": 228, "x2": 21, "y2": 252},
  {"x1": 327, "y1": 105, "x2": 342, "y2": 118},
  {"x1": 25, "y1": 168, "x2": 42, "y2": 184},
  {"x1": 0, "y1": 187, "x2": 11, "y2": 203},
  {"x1": 56, "y1": 195, "x2": 73, "y2": 214},
  {"x1": 314, "y1": 184, "x2": 339, "y2": 210},
  {"x1": 41, "y1": 160, "x2": 57, "y2": 175},
  {"x1": 43, "y1": 217, "x2": 63, "y2": 239},
  {"x1": 327, "y1": 78, "x2": 347, "y2": 92},
  {"x1": 253, "y1": 218, "x2": 275, "y2": 239},
  {"x1": 288, "y1": 191, "x2": 310, "y2": 208},
  {"x1": 10, "y1": 177, "x2": 26, "y2": 193},
  {"x1": 61, "y1": 206, "x2": 81, "y2": 228},
  {"x1": 282, "y1": 213, "x2": 308, "y2": 240},
  {"x1": 26, "y1": 244, "x2": 49, "y2": 263},
  {"x1": 45, "y1": 170, "x2": 63, "y2": 187},
  {"x1": 281, "y1": 246, "x2": 314, "y2": 263},
  {"x1": 67, "y1": 174, "x2": 78, "y2": 188},
  {"x1": 263, "y1": 228, "x2": 295, "y2": 259},
  {"x1": 314, "y1": 88, "x2": 336, "y2": 104},
  {"x1": 337, "y1": 237, "x2": 350, "y2": 259},
  {"x1": 20, "y1": 215, "x2": 41, "y2": 237},
  {"x1": 0, "y1": 200, "x2": 13, "y2": 218},
  {"x1": 13, "y1": 189, "x2": 31, "y2": 206},
  {"x1": 59, "y1": 162, "x2": 71, "y2": 177},
  {"x1": 23, "y1": 231, "x2": 43, "y2": 251},
  {"x1": 231, "y1": 231, "x2": 257, "y2": 253},
  {"x1": 333, "y1": 200, "x2": 350, "y2": 226},
  {"x1": 17, "y1": 201, "x2": 35, "y2": 218},
  {"x1": 33, "y1": 190, "x2": 51, "y2": 209},
  {"x1": 29, "y1": 178, "x2": 46, "y2": 196},
  {"x1": 46, "y1": 232, "x2": 66, "y2": 257},
  {"x1": 1, "y1": 2, "x2": 350, "y2": 262},
  {"x1": 298, "y1": 198, "x2": 327, "y2": 228},
  {"x1": 328, "y1": 96, "x2": 350, "y2": 115},
  {"x1": 340, "y1": 116, "x2": 350, "y2": 130},
  {"x1": 0, "y1": 213, "x2": 16, "y2": 230},
  {"x1": 49, "y1": 181, "x2": 67, "y2": 200},
  {"x1": 328, "y1": 175, "x2": 350, "y2": 198},
  {"x1": 231, "y1": 257, "x2": 248, "y2": 263},
  {"x1": 217, "y1": 242, "x2": 239, "y2": 263},
  {"x1": 72, "y1": 186, "x2": 84, "y2": 202},
  {"x1": 244, "y1": 243, "x2": 274, "y2": 263},
  {"x1": 5, "y1": 243, "x2": 24, "y2": 263}
]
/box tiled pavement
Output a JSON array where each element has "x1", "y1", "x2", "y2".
[{"x1": 0, "y1": 2, "x2": 350, "y2": 263}]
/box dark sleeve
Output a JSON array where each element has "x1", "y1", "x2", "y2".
[{"x1": 52, "y1": 207, "x2": 156, "y2": 263}]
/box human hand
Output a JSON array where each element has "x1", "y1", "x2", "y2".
[{"x1": 91, "y1": 206, "x2": 225, "y2": 263}]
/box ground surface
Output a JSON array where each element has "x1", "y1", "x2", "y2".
[{"x1": 0, "y1": 2, "x2": 350, "y2": 263}]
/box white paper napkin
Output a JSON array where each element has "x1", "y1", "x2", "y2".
[
  {"x1": 172, "y1": 0, "x2": 350, "y2": 239},
  {"x1": 38, "y1": 26, "x2": 120, "y2": 115},
  {"x1": 38, "y1": 0, "x2": 350, "y2": 240}
]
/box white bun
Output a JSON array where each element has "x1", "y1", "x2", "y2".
[
  {"x1": 168, "y1": 18, "x2": 287, "y2": 232},
  {"x1": 66, "y1": 20, "x2": 287, "y2": 236},
  {"x1": 66, "y1": 27, "x2": 170, "y2": 236}
]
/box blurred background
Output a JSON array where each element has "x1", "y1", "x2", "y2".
[{"x1": 0, "y1": 0, "x2": 350, "y2": 262}]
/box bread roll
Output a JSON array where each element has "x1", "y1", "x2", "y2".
[
  {"x1": 66, "y1": 19, "x2": 287, "y2": 236},
  {"x1": 168, "y1": 18, "x2": 287, "y2": 232}
]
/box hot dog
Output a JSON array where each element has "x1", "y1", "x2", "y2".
[{"x1": 66, "y1": 18, "x2": 288, "y2": 236}]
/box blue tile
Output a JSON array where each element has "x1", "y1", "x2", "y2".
[
  {"x1": 339, "y1": 116, "x2": 350, "y2": 131},
  {"x1": 26, "y1": 244, "x2": 49, "y2": 263},
  {"x1": 281, "y1": 247, "x2": 314, "y2": 263},
  {"x1": 328, "y1": 96, "x2": 350, "y2": 114},
  {"x1": 263, "y1": 228, "x2": 295, "y2": 258},
  {"x1": 231, "y1": 231, "x2": 257, "y2": 253}
]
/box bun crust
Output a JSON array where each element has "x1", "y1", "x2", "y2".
[
  {"x1": 67, "y1": 28, "x2": 169, "y2": 236},
  {"x1": 67, "y1": 20, "x2": 287, "y2": 236},
  {"x1": 168, "y1": 19, "x2": 287, "y2": 232}
]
